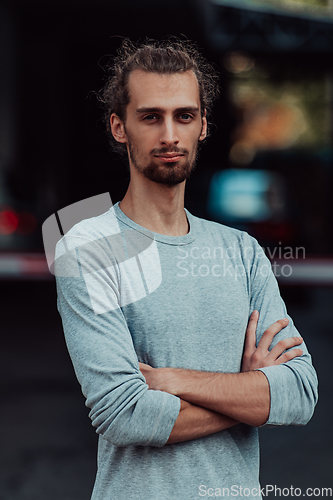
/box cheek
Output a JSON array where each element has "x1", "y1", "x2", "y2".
[{"x1": 135, "y1": 130, "x2": 157, "y2": 147}]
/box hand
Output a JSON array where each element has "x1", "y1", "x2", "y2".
[
  {"x1": 138, "y1": 362, "x2": 155, "y2": 387},
  {"x1": 241, "y1": 311, "x2": 303, "y2": 372},
  {"x1": 139, "y1": 362, "x2": 179, "y2": 393}
]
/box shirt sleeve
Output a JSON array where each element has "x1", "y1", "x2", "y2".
[
  {"x1": 55, "y1": 233, "x2": 180, "y2": 447},
  {"x1": 242, "y1": 233, "x2": 318, "y2": 426}
]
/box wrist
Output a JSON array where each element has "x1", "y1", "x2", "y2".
[
  {"x1": 144, "y1": 367, "x2": 179, "y2": 394},
  {"x1": 157, "y1": 367, "x2": 179, "y2": 395}
]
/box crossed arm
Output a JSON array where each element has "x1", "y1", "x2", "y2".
[{"x1": 139, "y1": 311, "x2": 304, "y2": 444}]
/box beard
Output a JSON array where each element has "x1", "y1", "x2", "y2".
[{"x1": 126, "y1": 133, "x2": 200, "y2": 186}]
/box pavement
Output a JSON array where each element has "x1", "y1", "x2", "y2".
[{"x1": 0, "y1": 281, "x2": 332, "y2": 500}]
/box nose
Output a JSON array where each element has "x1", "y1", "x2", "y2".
[{"x1": 160, "y1": 118, "x2": 179, "y2": 147}]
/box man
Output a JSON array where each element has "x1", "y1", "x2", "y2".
[{"x1": 55, "y1": 39, "x2": 317, "y2": 499}]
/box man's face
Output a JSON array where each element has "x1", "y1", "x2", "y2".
[{"x1": 112, "y1": 69, "x2": 207, "y2": 186}]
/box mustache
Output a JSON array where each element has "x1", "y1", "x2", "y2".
[{"x1": 150, "y1": 147, "x2": 189, "y2": 155}]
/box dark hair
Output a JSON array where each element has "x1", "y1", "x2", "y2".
[{"x1": 97, "y1": 38, "x2": 220, "y2": 157}]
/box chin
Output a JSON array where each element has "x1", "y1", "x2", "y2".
[
  {"x1": 145, "y1": 167, "x2": 193, "y2": 186},
  {"x1": 143, "y1": 159, "x2": 196, "y2": 185}
]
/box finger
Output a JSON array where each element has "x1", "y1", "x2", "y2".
[
  {"x1": 268, "y1": 336, "x2": 303, "y2": 361},
  {"x1": 243, "y1": 311, "x2": 259, "y2": 356},
  {"x1": 138, "y1": 362, "x2": 153, "y2": 372},
  {"x1": 273, "y1": 348, "x2": 303, "y2": 365},
  {"x1": 257, "y1": 318, "x2": 289, "y2": 353}
]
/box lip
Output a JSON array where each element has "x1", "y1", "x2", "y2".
[{"x1": 154, "y1": 154, "x2": 183, "y2": 162}]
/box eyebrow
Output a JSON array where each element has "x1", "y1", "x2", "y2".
[{"x1": 136, "y1": 106, "x2": 200, "y2": 114}]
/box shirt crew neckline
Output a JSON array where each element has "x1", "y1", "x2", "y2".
[{"x1": 112, "y1": 202, "x2": 197, "y2": 246}]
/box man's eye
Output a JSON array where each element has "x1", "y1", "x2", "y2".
[
  {"x1": 143, "y1": 115, "x2": 158, "y2": 121},
  {"x1": 179, "y1": 114, "x2": 192, "y2": 121}
]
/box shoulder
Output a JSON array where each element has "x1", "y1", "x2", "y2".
[
  {"x1": 188, "y1": 212, "x2": 267, "y2": 264},
  {"x1": 54, "y1": 207, "x2": 122, "y2": 273},
  {"x1": 63, "y1": 206, "x2": 121, "y2": 242}
]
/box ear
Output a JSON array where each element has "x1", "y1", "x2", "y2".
[
  {"x1": 199, "y1": 109, "x2": 207, "y2": 141},
  {"x1": 110, "y1": 113, "x2": 127, "y2": 143}
]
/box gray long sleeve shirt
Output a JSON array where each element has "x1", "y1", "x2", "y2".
[{"x1": 56, "y1": 202, "x2": 318, "y2": 500}]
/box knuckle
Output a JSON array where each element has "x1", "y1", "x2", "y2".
[
  {"x1": 262, "y1": 328, "x2": 273, "y2": 339},
  {"x1": 278, "y1": 338, "x2": 290, "y2": 349},
  {"x1": 282, "y1": 348, "x2": 303, "y2": 363},
  {"x1": 275, "y1": 319, "x2": 287, "y2": 330},
  {"x1": 278, "y1": 336, "x2": 302, "y2": 350},
  {"x1": 252, "y1": 352, "x2": 261, "y2": 363},
  {"x1": 283, "y1": 352, "x2": 294, "y2": 362}
]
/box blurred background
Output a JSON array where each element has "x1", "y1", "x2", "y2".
[{"x1": 1, "y1": 0, "x2": 332, "y2": 498}]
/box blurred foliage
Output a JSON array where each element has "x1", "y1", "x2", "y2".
[
  {"x1": 268, "y1": 0, "x2": 328, "y2": 7},
  {"x1": 229, "y1": 67, "x2": 332, "y2": 149}
]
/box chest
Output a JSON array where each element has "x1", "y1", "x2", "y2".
[{"x1": 123, "y1": 245, "x2": 251, "y2": 373}]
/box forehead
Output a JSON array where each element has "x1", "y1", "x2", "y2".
[{"x1": 127, "y1": 69, "x2": 201, "y2": 111}]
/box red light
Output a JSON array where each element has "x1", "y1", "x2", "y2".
[{"x1": 0, "y1": 209, "x2": 19, "y2": 235}]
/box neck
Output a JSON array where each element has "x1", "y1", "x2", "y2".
[{"x1": 119, "y1": 176, "x2": 188, "y2": 236}]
